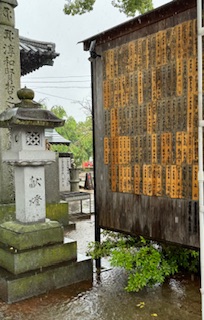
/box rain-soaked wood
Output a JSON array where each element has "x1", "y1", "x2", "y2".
[{"x1": 86, "y1": 0, "x2": 200, "y2": 248}]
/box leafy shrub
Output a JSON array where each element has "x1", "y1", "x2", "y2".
[{"x1": 87, "y1": 231, "x2": 199, "y2": 292}]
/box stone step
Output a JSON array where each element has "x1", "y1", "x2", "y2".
[
  {"x1": 0, "y1": 254, "x2": 93, "y2": 303},
  {"x1": 0, "y1": 237, "x2": 77, "y2": 275},
  {"x1": 0, "y1": 220, "x2": 64, "y2": 250}
]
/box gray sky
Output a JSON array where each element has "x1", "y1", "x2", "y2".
[{"x1": 15, "y1": 0, "x2": 169, "y2": 121}]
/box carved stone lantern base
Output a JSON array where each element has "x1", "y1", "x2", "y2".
[{"x1": 0, "y1": 220, "x2": 92, "y2": 303}]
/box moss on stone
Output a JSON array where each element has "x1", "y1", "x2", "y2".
[
  {"x1": 0, "y1": 202, "x2": 69, "y2": 226},
  {"x1": 0, "y1": 220, "x2": 64, "y2": 250},
  {"x1": 1, "y1": 257, "x2": 92, "y2": 303},
  {"x1": 46, "y1": 202, "x2": 69, "y2": 226},
  {"x1": 0, "y1": 204, "x2": 15, "y2": 223},
  {"x1": 0, "y1": 238, "x2": 77, "y2": 274}
]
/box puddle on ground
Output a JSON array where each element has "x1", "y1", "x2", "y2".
[
  {"x1": 0, "y1": 269, "x2": 201, "y2": 320},
  {"x1": 0, "y1": 213, "x2": 201, "y2": 320}
]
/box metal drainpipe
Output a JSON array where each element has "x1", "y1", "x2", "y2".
[
  {"x1": 197, "y1": 0, "x2": 204, "y2": 319},
  {"x1": 90, "y1": 59, "x2": 101, "y2": 273}
]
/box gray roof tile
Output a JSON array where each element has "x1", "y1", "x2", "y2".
[{"x1": 20, "y1": 36, "x2": 59, "y2": 75}]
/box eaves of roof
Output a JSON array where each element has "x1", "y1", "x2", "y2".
[
  {"x1": 19, "y1": 36, "x2": 60, "y2": 76},
  {"x1": 45, "y1": 128, "x2": 71, "y2": 145},
  {"x1": 80, "y1": 0, "x2": 196, "y2": 51}
]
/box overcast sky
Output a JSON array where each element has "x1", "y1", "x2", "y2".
[{"x1": 15, "y1": 0, "x2": 169, "y2": 121}]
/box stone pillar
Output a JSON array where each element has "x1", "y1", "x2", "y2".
[
  {"x1": 70, "y1": 168, "x2": 80, "y2": 192},
  {"x1": 0, "y1": 0, "x2": 20, "y2": 203}
]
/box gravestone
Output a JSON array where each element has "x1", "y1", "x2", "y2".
[{"x1": 58, "y1": 154, "x2": 72, "y2": 192}]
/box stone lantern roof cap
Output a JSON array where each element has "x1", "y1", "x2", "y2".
[
  {"x1": 0, "y1": 0, "x2": 18, "y2": 8},
  {"x1": 0, "y1": 87, "x2": 65, "y2": 128}
]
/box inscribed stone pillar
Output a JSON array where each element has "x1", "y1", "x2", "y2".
[{"x1": 0, "y1": 0, "x2": 20, "y2": 203}]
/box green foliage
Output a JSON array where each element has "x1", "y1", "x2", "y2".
[
  {"x1": 64, "y1": 0, "x2": 96, "y2": 15},
  {"x1": 87, "y1": 232, "x2": 200, "y2": 292},
  {"x1": 51, "y1": 105, "x2": 93, "y2": 167},
  {"x1": 50, "y1": 144, "x2": 68, "y2": 153},
  {"x1": 111, "y1": 243, "x2": 172, "y2": 292},
  {"x1": 64, "y1": 0, "x2": 153, "y2": 17},
  {"x1": 51, "y1": 106, "x2": 67, "y2": 119},
  {"x1": 162, "y1": 244, "x2": 200, "y2": 274},
  {"x1": 87, "y1": 231, "x2": 135, "y2": 259},
  {"x1": 112, "y1": 0, "x2": 153, "y2": 16}
]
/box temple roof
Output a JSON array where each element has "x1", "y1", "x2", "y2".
[
  {"x1": 45, "y1": 128, "x2": 71, "y2": 145},
  {"x1": 20, "y1": 36, "x2": 59, "y2": 76}
]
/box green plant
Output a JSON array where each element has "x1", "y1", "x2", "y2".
[
  {"x1": 50, "y1": 106, "x2": 93, "y2": 167},
  {"x1": 87, "y1": 231, "x2": 200, "y2": 292},
  {"x1": 64, "y1": 0, "x2": 153, "y2": 17},
  {"x1": 161, "y1": 244, "x2": 199, "y2": 274}
]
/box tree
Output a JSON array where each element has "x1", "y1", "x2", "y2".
[
  {"x1": 64, "y1": 0, "x2": 153, "y2": 17},
  {"x1": 73, "y1": 97, "x2": 92, "y2": 117},
  {"x1": 51, "y1": 105, "x2": 67, "y2": 119},
  {"x1": 51, "y1": 105, "x2": 93, "y2": 167}
]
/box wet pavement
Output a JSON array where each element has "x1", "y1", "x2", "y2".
[{"x1": 0, "y1": 191, "x2": 202, "y2": 319}]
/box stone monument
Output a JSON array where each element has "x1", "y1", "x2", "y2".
[
  {"x1": 0, "y1": 1, "x2": 70, "y2": 228},
  {"x1": 0, "y1": 0, "x2": 20, "y2": 203},
  {"x1": 0, "y1": 88, "x2": 93, "y2": 303}
]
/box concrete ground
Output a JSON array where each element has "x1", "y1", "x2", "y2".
[{"x1": 65, "y1": 189, "x2": 95, "y2": 255}]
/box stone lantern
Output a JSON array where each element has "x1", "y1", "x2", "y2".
[
  {"x1": 0, "y1": 88, "x2": 92, "y2": 303},
  {"x1": 0, "y1": 87, "x2": 64, "y2": 223}
]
